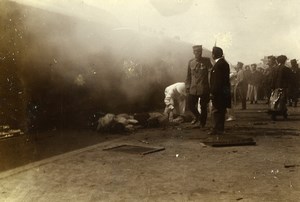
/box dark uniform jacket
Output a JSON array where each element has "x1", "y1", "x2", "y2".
[
  {"x1": 248, "y1": 70, "x2": 261, "y2": 86},
  {"x1": 210, "y1": 57, "x2": 231, "y2": 109},
  {"x1": 271, "y1": 64, "x2": 292, "y2": 89},
  {"x1": 185, "y1": 57, "x2": 212, "y2": 96}
]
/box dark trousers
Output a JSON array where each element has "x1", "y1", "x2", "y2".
[
  {"x1": 236, "y1": 83, "x2": 247, "y2": 109},
  {"x1": 188, "y1": 94, "x2": 209, "y2": 126},
  {"x1": 288, "y1": 87, "x2": 298, "y2": 107},
  {"x1": 211, "y1": 104, "x2": 226, "y2": 133}
]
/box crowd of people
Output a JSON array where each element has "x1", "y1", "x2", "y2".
[
  {"x1": 233, "y1": 56, "x2": 300, "y2": 110},
  {"x1": 163, "y1": 45, "x2": 300, "y2": 135}
]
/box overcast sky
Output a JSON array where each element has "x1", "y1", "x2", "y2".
[{"x1": 13, "y1": 0, "x2": 300, "y2": 64}]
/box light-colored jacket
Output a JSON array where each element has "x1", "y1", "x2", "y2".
[{"x1": 164, "y1": 82, "x2": 186, "y2": 115}]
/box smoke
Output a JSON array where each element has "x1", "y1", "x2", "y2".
[{"x1": 2, "y1": 0, "x2": 200, "y2": 130}]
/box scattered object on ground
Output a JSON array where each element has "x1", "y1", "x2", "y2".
[
  {"x1": 97, "y1": 111, "x2": 194, "y2": 133},
  {"x1": 182, "y1": 114, "x2": 194, "y2": 122},
  {"x1": 172, "y1": 116, "x2": 184, "y2": 124},
  {"x1": 202, "y1": 135, "x2": 256, "y2": 147},
  {"x1": 252, "y1": 122, "x2": 268, "y2": 125},
  {"x1": 0, "y1": 125, "x2": 24, "y2": 140},
  {"x1": 103, "y1": 144, "x2": 165, "y2": 155},
  {"x1": 236, "y1": 197, "x2": 243, "y2": 201},
  {"x1": 137, "y1": 139, "x2": 149, "y2": 144},
  {"x1": 133, "y1": 113, "x2": 150, "y2": 126},
  {"x1": 199, "y1": 142, "x2": 207, "y2": 148},
  {"x1": 97, "y1": 113, "x2": 116, "y2": 131},
  {"x1": 97, "y1": 113, "x2": 139, "y2": 132},
  {"x1": 226, "y1": 116, "x2": 235, "y2": 122},
  {"x1": 284, "y1": 164, "x2": 299, "y2": 168},
  {"x1": 148, "y1": 112, "x2": 168, "y2": 128}
]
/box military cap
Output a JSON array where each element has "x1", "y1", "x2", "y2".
[
  {"x1": 192, "y1": 45, "x2": 202, "y2": 51},
  {"x1": 237, "y1": 62, "x2": 244, "y2": 66}
]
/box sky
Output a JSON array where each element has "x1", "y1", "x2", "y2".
[{"x1": 12, "y1": 0, "x2": 300, "y2": 64}]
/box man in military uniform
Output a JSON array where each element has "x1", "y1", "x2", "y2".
[{"x1": 185, "y1": 45, "x2": 212, "y2": 127}]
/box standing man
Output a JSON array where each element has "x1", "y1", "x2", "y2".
[
  {"x1": 244, "y1": 65, "x2": 251, "y2": 101},
  {"x1": 270, "y1": 55, "x2": 291, "y2": 120},
  {"x1": 288, "y1": 59, "x2": 300, "y2": 107},
  {"x1": 264, "y1": 56, "x2": 278, "y2": 104},
  {"x1": 209, "y1": 46, "x2": 231, "y2": 135},
  {"x1": 185, "y1": 45, "x2": 212, "y2": 127},
  {"x1": 248, "y1": 64, "x2": 260, "y2": 104},
  {"x1": 235, "y1": 62, "x2": 248, "y2": 109}
]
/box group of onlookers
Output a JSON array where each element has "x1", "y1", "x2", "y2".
[{"x1": 234, "y1": 56, "x2": 300, "y2": 111}]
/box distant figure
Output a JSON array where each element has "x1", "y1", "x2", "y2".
[
  {"x1": 264, "y1": 56, "x2": 278, "y2": 104},
  {"x1": 164, "y1": 82, "x2": 187, "y2": 121},
  {"x1": 209, "y1": 46, "x2": 231, "y2": 135},
  {"x1": 244, "y1": 65, "x2": 251, "y2": 101},
  {"x1": 248, "y1": 63, "x2": 260, "y2": 104},
  {"x1": 288, "y1": 59, "x2": 300, "y2": 107},
  {"x1": 227, "y1": 72, "x2": 237, "y2": 121},
  {"x1": 235, "y1": 62, "x2": 248, "y2": 109},
  {"x1": 270, "y1": 55, "x2": 291, "y2": 120},
  {"x1": 185, "y1": 45, "x2": 212, "y2": 127}
]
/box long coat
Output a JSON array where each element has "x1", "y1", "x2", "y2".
[
  {"x1": 210, "y1": 58, "x2": 231, "y2": 109},
  {"x1": 271, "y1": 64, "x2": 292, "y2": 89},
  {"x1": 185, "y1": 57, "x2": 212, "y2": 96}
]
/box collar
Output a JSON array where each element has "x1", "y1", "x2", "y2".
[
  {"x1": 195, "y1": 57, "x2": 202, "y2": 62},
  {"x1": 215, "y1": 57, "x2": 222, "y2": 63}
]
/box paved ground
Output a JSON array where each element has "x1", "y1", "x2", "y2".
[{"x1": 1, "y1": 102, "x2": 300, "y2": 201}]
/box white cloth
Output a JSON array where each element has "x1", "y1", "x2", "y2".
[{"x1": 164, "y1": 82, "x2": 186, "y2": 116}]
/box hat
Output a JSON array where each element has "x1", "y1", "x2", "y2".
[
  {"x1": 212, "y1": 46, "x2": 223, "y2": 58},
  {"x1": 276, "y1": 55, "x2": 288, "y2": 64},
  {"x1": 192, "y1": 45, "x2": 202, "y2": 51},
  {"x1": 237, "y1": 62, "x2": 244, "y2": 66},
  {"x1": 251, "y1": 63, "x2": 257, "y2": 67},
  {"x1": 267, "y1": 55, "x2": 276, "y2": 61},
  {"x1": 291, "y1": 59, "x2": 298, "y2": 64}
]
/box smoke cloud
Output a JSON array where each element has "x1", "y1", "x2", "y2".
[{"x1": 2, "y1": 1, "x2": 206, "y2": 130}]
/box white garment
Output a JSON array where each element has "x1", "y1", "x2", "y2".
[{"x1": 164, "y1": 82, "x2": 186, "y2": 116}]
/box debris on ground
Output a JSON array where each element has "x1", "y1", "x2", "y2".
[
  {"x1": 137, "y1": 139, "x2": 149, "y2": 144},
  {"x1": 97, "y1": 113, "x2": 139, "y2": 132},
  {"x1": 0, "y1": 125, "x2": 24, "y2": 140},
  {"x1": 202, "y1": 135, "x2": 256, "y2": 147},
  {"x1": 284, "y1": 164, "x2": 299, "y2": 168},
  {"x1": 252, "y1": 122, "x2": 268, "y2": 125},
  {"x1": 103, "y1": 144, "x2": 165, "y2": 155},
  {"x1": 97, "y1": 112, "x2": 194, "y2": 133}
]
